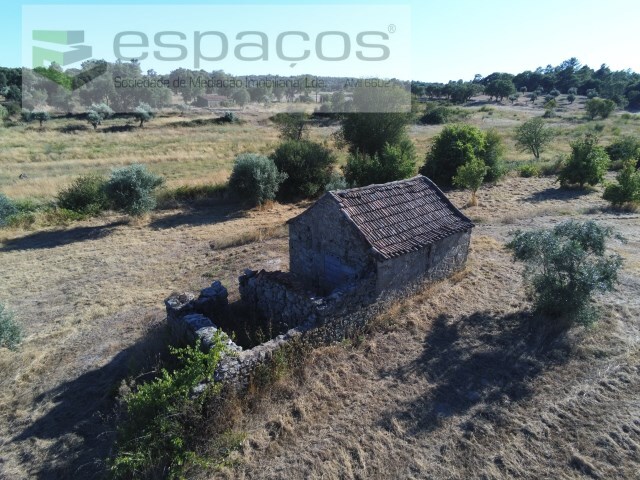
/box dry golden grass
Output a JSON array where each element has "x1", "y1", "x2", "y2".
[{"x1": 1, "y1": 100, "x2": 639, "y2": 478}]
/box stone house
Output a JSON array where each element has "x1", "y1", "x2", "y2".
[
  {"x1": 195, "y1": 94, "x2": 228, "y2": 107},
  {"x1": 287, "y1": 175, "x2": 474, "y2": 296}
]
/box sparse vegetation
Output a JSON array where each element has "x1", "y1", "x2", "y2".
[
  {"x1": 0, "y1": 303, "x2": 22, "y2": 350},
  {"x1": 507, "y1": 220, "x2": 623, "y2": 330}
]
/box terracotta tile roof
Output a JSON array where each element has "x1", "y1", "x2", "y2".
[{"x1": 328, "y1": 175, "x2": 474, "y2": 260}]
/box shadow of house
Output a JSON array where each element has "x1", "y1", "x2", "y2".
[
  {"x1": 0, "y1": 221, "x2": 126, "y2": 252},
  {"x1": 10, "y1": 317, "x2": 169, "y2": 480},
  {"x1": 379, "y1": 311, "x2": 571, "y2": 437}
]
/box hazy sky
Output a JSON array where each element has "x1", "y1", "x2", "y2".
[{"x1": 4, "y1": 0, "x2": 640, "y2": 82}]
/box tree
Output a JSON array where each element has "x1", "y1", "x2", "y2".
[
  {"x1": 104, "y1": 164, "x2": 164, "y2": 215},
  {"x1": 558, "y1": 134, "x2": 610, "y2": 188},
  {"x1": 506, "y1": 221, "x2": 622, "y2": 330},
  {"x1": 270, "y1": 140, "x2": 337, "y2": 200},
  {"x1": 453, "y1": 156, "x2": 487, "y2": 206},
  {"x1": 232, "y1": 89, "x2": 250, "y2": 107},
  {"x1": 272, "y1": 112, "x2": 309, "y2": 141},
  {"x1": 343, "y1": 139, "x2": 416, "y2": 187},
  {"x1": 228, "y1": 153, "x2": 287, "y2": 205},
  {"x1": 514, "y1": 117, "x2": 556, "y2": 160},
  {"x1": 486, "y1": 79, "x2": 516, "y2": 102},
  {"x1": 603, "y1": 160, "x2": 640, "y2": 206},
  {"x1": 528, "y1": 92, "x2": 538, "y2": 104},
  {"x1": 567, "y1": 93, "x2": 576, "y2": 104},
  {"x1": 336, "y1": 85, "x2": 412, "y2": 157},
  {"x1": 133, "y1": 103, "x2": 155, "y2": 127},
  {"x1": 21, "y1": 109, "x2": 50, "y2": 127},
  {"x1": 585, "y1": 98, "x2": 616, "y2": 119},
  {"x1": 508, "y1": 93, "x2": 519, "y2": 104},
  {"x1": 86, "y1": 103, "x2": 114, "y2": 130}
]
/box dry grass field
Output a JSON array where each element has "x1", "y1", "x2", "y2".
[{"x1": 0, "y1": 98, "x2": 639, "y2": 479}]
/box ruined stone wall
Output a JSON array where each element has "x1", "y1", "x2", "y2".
[{"x1": 165, "y1": 231, "x2": 472, "y2": 391}]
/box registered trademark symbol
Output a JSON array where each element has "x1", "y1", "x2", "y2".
[{"x1": 388, "y1": 24, "x2": 396, "y2": 33}]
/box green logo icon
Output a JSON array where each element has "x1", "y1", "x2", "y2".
[{"x1": 32, "y1": 30, "x2": 105, "y2": 90}]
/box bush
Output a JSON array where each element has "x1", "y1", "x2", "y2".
[
  {"x1": 0, "y1": 193, "x2": 18, "y2": 227},
  {"x1": 110, "y1": 337, "x2": 239, "y2": 479},
  {"x1": 585, "y1": 98, "x2": 616, "y2": 120},
  {"x1": 229, "y1": 153, "x2": 287, "y2": 205},
  {"x1": 271, "y1": 140, "x2": 337, "y2": 201},
  {"x1": 420, "y1": 104, "x2": 452, "y2": 125},
  {"x1": 603, "y1": 160, "x2": 640, "y2": 206},
  {"x1": 605, "y1": 136, "x2": 640, "y2": 163},
  {"x1": 0, "y1": 303, "x2": 22, "y2": 350},
  {"x1": 86, "y1": 103, "x2": 114, "y2": 130},
  {"x1": 420, "y1": 124, "x2": 486, "y2": 186},
  {"x1": 507, "y1": 220, "x2": 623, "y2": 330},
  {"x1": 558, "y1": 135, "x2": 610, "y2": 188},
  {"x1": 324, "y1": 171, "x2": 348, "y2": 191},
  {"x1": 105, "y1": 164, "x2": 164, "y2": 216},
  {"x1": 343, "y1": 138, "x2": 416, "y2": 187},
  {"x1": 57, "y1": 174, "x2": 109, "y2": 215},
  {"x1": 519, "y1": 164, "x2": 541, "y2": 178}
]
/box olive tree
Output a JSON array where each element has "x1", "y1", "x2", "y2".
[
  {"x1": 507, "y1": 221, "x2": 623, "y2": 330},
  {"x1": 514, "y1": 117, "x2": 556, "y2": 160}
]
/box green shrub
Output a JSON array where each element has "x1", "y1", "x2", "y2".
[
  {"x1": 483, "y1": 129, "x2": 506, "y2": 182},
  {"x1": 271, "y1": 140, "x2": 337, "y2": 200},
  {"x1": 0, "y1": 303, "x2": 22, "y2": 350},
  {"x1": 0, "y1": 105, "x2": 8, "y2": 123},
  {"x1": 229, "y1": 153, "x2": 287, "y2": 205},
  {"x1": 507, "y1": 220, "x2": 623, "y2": 330},
  {"x1": 57, "y1": 174, "x2": 109, "y2": 215},
  {"x1": 558, "y1": 135, "x2": 610, "y2": 188},
  {"x1": 519, "y1": 164, "x2": 541, "y2": 178},
  {"x1": 0, "y1": 193, "x2": 18, "y2": 227},
  {"x1": 343, "y1": 138, "x2": 416, "y2": 187},
  {"x1": 105, "y1": 164, "x2": 164, "y2": 216},
  {"x1": 110, "y1": 337, "x2": 236, "y2": 479},
  {"x1": 420, "y1": 104, "x2": 452, "y2": 125},
  {"x1": 605, "y1": 136, "x2": 640, "y2": 164},
  {"x1": 421, "y1": 124, "x2": 493, "y2": 186},
  {"x1": 514, "y1": 117, "x2": 556, "y2": 160},
  {"x1": 603, "y1": 160, "x2": 640, "y2": 206},
  {"x1": 585, "y1": 98, "x2": 616, "y2": 120}
]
